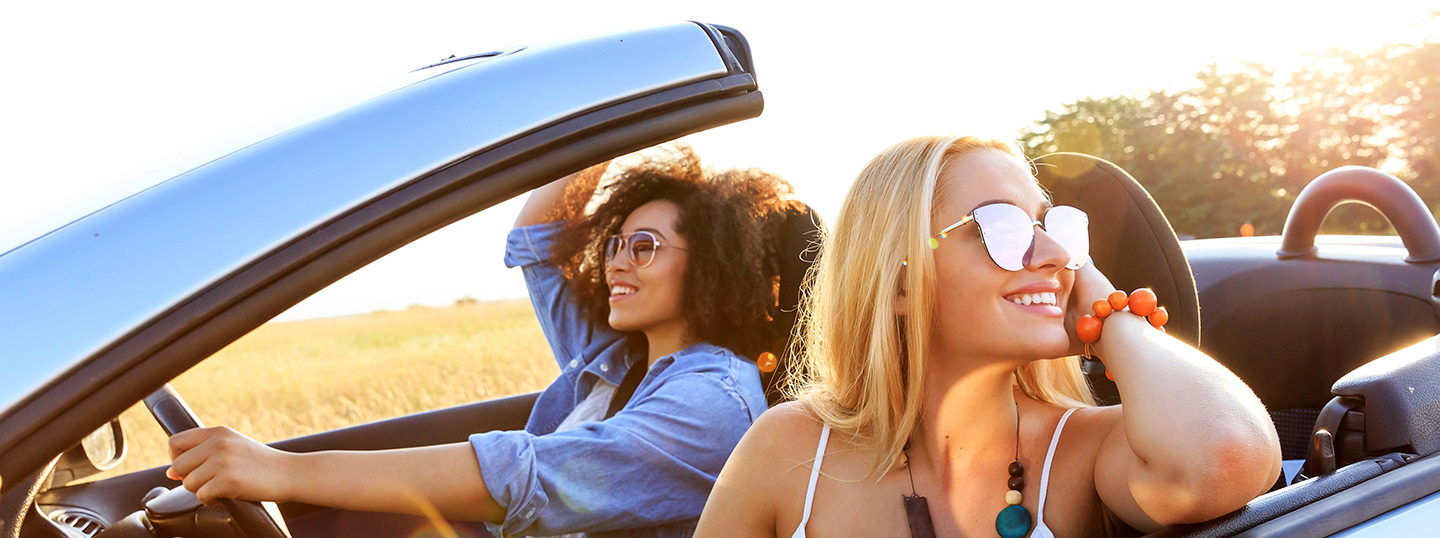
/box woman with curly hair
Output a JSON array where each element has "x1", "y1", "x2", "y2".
[
  {"x1": 162, "y1": 146, "x2": 802, "y2": 536},
  {"x1": 698, "y1": 136, "x2": 1280, "y2": 537}
]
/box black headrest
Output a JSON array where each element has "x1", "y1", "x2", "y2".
[
  {"x1": 761, "y1": 204, "x2": 824, "y2": 406},
  {"x1": 1033, "y1": 153, "x2": 1200, "y2": 347}
]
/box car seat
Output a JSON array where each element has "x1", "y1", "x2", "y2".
[
  {"x1": 759, "y1": 203, "x2": 824, "y2": 407},
  {"x1": 1032, "y1": 153, "x2": 1202, "y2": 404}
]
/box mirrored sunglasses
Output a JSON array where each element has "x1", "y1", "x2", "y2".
[{"x1": 932, "y1": 203, "x2": 1089, "y2": 272}]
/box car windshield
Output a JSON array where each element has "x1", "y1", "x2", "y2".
[{"x1": 0, "y1": 54, "x2": 503, "y2": 258}]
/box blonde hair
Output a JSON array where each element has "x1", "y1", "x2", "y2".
[{"x1": 787, "y1": 136, "x2": 1095, "y2": 475}]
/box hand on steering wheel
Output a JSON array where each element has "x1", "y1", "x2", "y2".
[
  {"x1": 167, "y1": 427, "x2": 294, "y2": 506},
  {"x1": 144, "y1": 385, "x2": 291, "y2": 538}
]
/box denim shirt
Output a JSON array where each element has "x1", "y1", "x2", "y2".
[{"x1": 470, "y1": 221, "x2": 768, "y2": 537}]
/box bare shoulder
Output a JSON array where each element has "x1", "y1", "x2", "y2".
[
  {"x1": 1039, "y1": 404, "x2": 1125, "y2": 477},
  {"x1": 743, "y1": 401, "x2": 877, "y2": 506},
  {"x1": 1064, "y1": 404, "x2": 1124, "y2": 446},
  {"x1": 1013, "y1": 397, "x2": 1120, "y2": 446},
  {"x1": 756, "y1": 401, "x2": 824, "y2": 433},
  {"x1": 735, "y1": 401, "x2": 830, "y2": 470},
  {"x1": 698, "y1": 401, "x2": 832, "y2": 536}
]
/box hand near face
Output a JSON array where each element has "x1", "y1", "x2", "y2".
[
  {"x1": 1064, "y1": 260, "x2": 1117, "y2": 355},
  {"x1": 167, "y1": 426, "x2": 295, "y2": 505}
]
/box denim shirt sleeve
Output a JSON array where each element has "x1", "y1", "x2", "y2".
[
  {"x1": 469, "y1": 367, "x2": 759, "y2": 535},
  {"x1": 504, "y1": 221, "x2": 624, "y2": 369}
]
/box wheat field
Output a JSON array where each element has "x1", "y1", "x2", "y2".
[{"x1": 100, "y1": 299, "x2": 559, "y2": 479}]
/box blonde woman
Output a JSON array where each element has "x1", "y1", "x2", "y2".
[{"x1": 697, "y1": 137, "x2": 1281, "y2": 537}]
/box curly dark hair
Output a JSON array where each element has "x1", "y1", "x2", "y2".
[{"x1": 549, "y1": 145, "x2": 801, "y2": 360}]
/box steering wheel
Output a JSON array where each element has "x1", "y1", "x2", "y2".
[{"x1": 143, "y1": 385, "x2": 291, "y2": 538}]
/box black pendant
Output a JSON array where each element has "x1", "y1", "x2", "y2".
[{"x1": 902, "y1": 493, "x2": 936, "y2": 538}]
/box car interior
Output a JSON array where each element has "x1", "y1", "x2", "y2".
[
  {"x1": 6, "y1": 23, "x2": 1440, "y2": 538},
  {"x1": 8, "y1": 200, "x2": 823, "y2": 538},
  {"x1": 15, "y1": 154, "x2": 1440, "y2": 538},
  {"x1": 1035, "y1": 155, "x2": 1440, "y2": 536},
  {"x1": 1152, "y1": 165, "x2": 1440, "y2": 537}
]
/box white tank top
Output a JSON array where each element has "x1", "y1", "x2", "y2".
[{"x1": 791, "y1": 408, "x2": 1078, "y2": 538}]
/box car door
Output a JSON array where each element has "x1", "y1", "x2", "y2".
[
  {"x1": 0, "y1": 21, "x2": 761, "y2": 537},
  {"x1": 1144, "y1": 167, "x2": 1440, "y2": 536}
]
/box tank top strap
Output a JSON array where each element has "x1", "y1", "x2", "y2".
[
  {"x1": 1034, "y1": 408, "x2": 1079, "y2": 526},
  {"x1": 792, "y1": 423, "x2": 831, "y2": 538}
]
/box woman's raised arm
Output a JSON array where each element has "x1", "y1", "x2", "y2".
[
  {"x1": 514, "y1": 161, "x2": 610, "y2": 228},
  {"x1": 1073, "y1": 264, "x2": 1282, "y2": 529},
  {"x1": 697, "y1": 402, "x2": 824, "y2": 538}
]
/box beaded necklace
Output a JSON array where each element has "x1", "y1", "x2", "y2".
[{"x1": 901, "y1": 409, "x2": 1031, "y2": 538}]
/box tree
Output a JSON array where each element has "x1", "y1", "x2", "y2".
[
  {"x1": 1021, "y1": 34, "x2": 1438, "y2": 239},
  {"x1": 1356, "y1": 40, "x2": 1440, "y2": 211}
]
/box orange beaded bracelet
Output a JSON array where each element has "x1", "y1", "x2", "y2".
[{"x1": 1077, "y1": 288, "x2": 1168, "y2": 380}]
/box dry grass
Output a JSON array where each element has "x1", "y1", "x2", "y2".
[{"x1": 101, "y1": 299, "x2": 558, "y2": 478}]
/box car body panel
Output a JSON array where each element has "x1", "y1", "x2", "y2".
[{"x1": 1332, "y1": 490, "x2": 1440, "y2": 536}]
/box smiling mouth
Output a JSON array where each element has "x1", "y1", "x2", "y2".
[
  {"x1": 1006, "y1": 292, "x2": 1057, "y2": 306},
  {"x1": 610, "y1": 284, "x2": 637, "y2": 299}
]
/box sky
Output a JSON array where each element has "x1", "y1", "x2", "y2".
[{"x1": 2, "y1": 1, "x2": 1436, "y2": 321}]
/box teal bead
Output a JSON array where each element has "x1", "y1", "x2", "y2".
[{"x1": 995, "y1": 504, "x2": 1032, "y2": 538}]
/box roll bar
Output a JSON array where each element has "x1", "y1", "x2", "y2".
[{"x1": 1277, "y1": 166, "x2": 1440, "y2": 263}]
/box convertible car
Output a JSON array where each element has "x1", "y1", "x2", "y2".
[{"x1": 2, "y1": 21, "x2": 1438, "y2": 538}]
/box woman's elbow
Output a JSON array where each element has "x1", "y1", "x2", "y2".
[{"x1": 1138, "y1": 424, "x2": 1281, "y2": 525}]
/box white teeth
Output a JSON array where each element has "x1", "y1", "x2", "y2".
[
  {"x1": 1009, "y1": 292, "x2": 1056, "y2": 306},
  {"x1": 611, "y1": 285, "x2": 637, "y2": 296}
]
